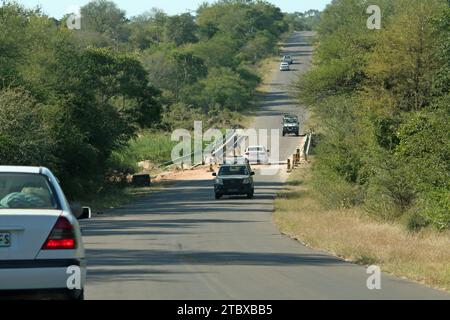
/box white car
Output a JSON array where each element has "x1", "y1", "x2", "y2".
[
  {"x1": 280, "y1": 62, "x2": 290, "y2": 71},
  {"x1": 244, "y1": 146, "x2": 270, "y2": 165},
  {"x1": 0, "y1": 166, "x2": 91, "y2": 300}
]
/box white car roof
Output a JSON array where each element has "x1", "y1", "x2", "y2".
[{"x1": 0, "y1": 166, "x2": 45, "y2": 174}]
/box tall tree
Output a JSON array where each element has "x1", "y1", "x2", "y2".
[
  {"x1": 366, "y1": 0, "x2": 448, "y2": 113},
  {"x1": 128, "y1": 8, "x2": 168, "y2": 49},
  {"x1": 80, "y1": 0, "x2": 129, "y2": 46},
  {"x1": 164, "y1": 13, "x2": 198, "y2": 46}
]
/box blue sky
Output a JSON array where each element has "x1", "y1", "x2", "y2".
[{"x1": 17, "y1": 0, "x2": 331, "y2": 18}]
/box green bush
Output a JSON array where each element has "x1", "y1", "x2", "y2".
[
  {"x1": 364, "y1": 180, "x2": 410, "y2": 222},
  {"x1": 404, "y1": 209, "x2": 430, "y2": 232},
  {"x1": 0, "y1": 88, "x2": 56, "y2": 166},
  {"x1": 417, "y1": 190, "x2": 450, "y2": 231},
  {"x1": 312, "y1": 166, "x2": 363, "y2": 209},
  {"x1": 112, "y1": 131, "x2": 176, "y2": 170}
]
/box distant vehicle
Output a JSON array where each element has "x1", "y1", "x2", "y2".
[
  {"x1": 282, "y1": 55, "x2": 294, "y2": 64},
  {"x1": 223, "y1": 156, "x2": 249, "y2": 165},
  {"x1": 213, "y1": 164, "x2": 255, "y2": 199},
  {"x1": 283, "y1": 113, "x2": 298, "y2": 121},
  {"x1": 280, "y1": 62, "x2": 290, "y2": 71},
  {"x1": 0, "y1": 166, "x2": 91, "y2": 300},
  {"x1": 282, "y1": 115, "x2": 300, "y2": 136},
  {"x1": 244, "y1": 146, "x2": 270, "y2": 165}
]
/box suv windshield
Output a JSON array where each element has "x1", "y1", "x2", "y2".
[
  {"x1": 284, "y1": 118, "x2": 298, "y2": 124},
  {"x1": 0, "y1": 173, "x2": 59, "y2": 210},
  {"x1": 219, "y1": 166, "x2": 249, "y2": 176}
]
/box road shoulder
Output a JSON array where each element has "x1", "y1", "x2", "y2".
[{"x1": 274, "y1": 159, "x2": 450, "y2": 294}]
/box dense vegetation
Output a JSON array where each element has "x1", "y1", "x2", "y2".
[
  {"x1": 298, "y1": 0, "x2": 449, "y2": 230},
  {"x1": 0, "y1": 3, "x2": 161, "y2": 197},
  {"x1": 0, "y1": 0, "x2": 309, "y2": 198},
  {"x1": 284, "y1": 10, "x2": 321, "y2": 31}
]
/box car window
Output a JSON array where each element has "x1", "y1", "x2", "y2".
[
  {"x1": 219, "y1": 166, "x2": 249, "y2": 176},
  {"x1": 0, "y1": 173, "x2": 60, "y2": 210}
]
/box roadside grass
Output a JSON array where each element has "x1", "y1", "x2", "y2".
[
  {"x1": 274, "y1": 160, "x2": 450, "y2": 293},
  {"x1": 238, "y1": 56, "x2": 279, "y2": 129},
  {"x1": 255, "y1": 32, "x2": 291, "y2": 94},
  {"x1": 126, "y1": 130, "x2": 176, "y2": 165},
  {"x1": 255, "y1": 56, "x2": 279, "y2": 94},
  {"x1": 109, "y1": 130, "x2": 178, "y2": 176}
]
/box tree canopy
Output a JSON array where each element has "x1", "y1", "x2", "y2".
[
  {"x1": 298, "y1": 0, "x2": 449, "y2": 230},
  {"x1": 0, "y1": 0, "x2": 293, "y2": 198}
]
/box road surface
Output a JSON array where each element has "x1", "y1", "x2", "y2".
[{"x1": 82, "y1": 32, "x2": 449, "y2": 300}]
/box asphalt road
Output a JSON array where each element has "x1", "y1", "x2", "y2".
[{"x1": 82, "y1": 32, "x2": 449, "y2": 300}]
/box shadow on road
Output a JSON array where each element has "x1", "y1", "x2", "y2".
[
  {"x1": 86, "y1": 248, "x2": 347, "y2": 283},
  {"x1": 281, "y1": 43, "x2": 311, "y2": 48},
  {"x1": 87, "y1": 268, "x2": 201, "y2": 283},
  {"x1": 86, "y1": 248, "x2": 347, "y2": 281},
  {"x1": 83, "y1": 218, "x2": 260, "y2": 237}
]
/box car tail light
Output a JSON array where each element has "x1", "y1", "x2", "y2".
[
  {"x1": 42, "y1": 216, "x2": 76, "y2": 250},
  {"x1": 245, "y1": 152, "x2": 249, "y2": 156}
]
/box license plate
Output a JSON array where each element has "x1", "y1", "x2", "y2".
[
  {"x1": 228, "y1": 189, "x2": 239, "y2": 193},
  {"x1": 0, "y1": 233, "x2": 11, "y2": 247}
]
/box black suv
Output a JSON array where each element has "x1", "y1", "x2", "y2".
[
  {"x1": 282, "y1": 114, "x2": 300, "y2": 136},
  {"x1": 213, "y1": 164, "x2": 255, "y2": 199}
]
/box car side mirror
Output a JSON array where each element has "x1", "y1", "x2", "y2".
[
  {"x1": 79, "y1": 207, "x2": 92, "y2": 220},
  {"x1": 70, "y1": 203, "x2": 82, "y2": 219},
  {"x1": 71, "y1": 203, "x2": 92, "y2": 220},
  {"x1": 251, "y1": 172, "x2": 255, "y2": 176},
  {"x1": 212, "y1": 172, "x2": 217, "y2": 177}
]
